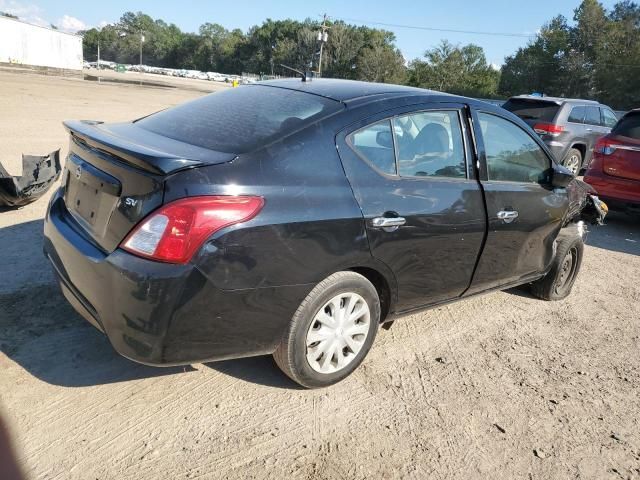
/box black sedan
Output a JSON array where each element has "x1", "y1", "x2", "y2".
[{"x1": 43, "y1": 79, "x2": 601, "y2": 388}]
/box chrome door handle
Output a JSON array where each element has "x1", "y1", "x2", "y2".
[
  {"x1": 371, "y1": 216, "x2": 406, "y2": 231},
  {"x1": 497, "y1": 210, "x2": 519, "y2": 223}
]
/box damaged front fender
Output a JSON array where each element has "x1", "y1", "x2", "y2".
[
  {"x1": 0, "y1": 150, "x2": 61, "y2": 208},
  {"x1": 565, "y1": 178, "x2": 608, "y2": 226}
]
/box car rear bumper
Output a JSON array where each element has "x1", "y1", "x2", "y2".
[
  {"x1": 44, "y1": 189, "x2": 311, "y2": 366},
  {"x1": 584, "y1": 170, "x2": 640, "y2": 209}
]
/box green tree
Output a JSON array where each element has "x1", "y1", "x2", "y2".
[
  {"x1": 408, "y1": 40, "x2": 499, "y2": 97},
  {"x1": 499, "y1": 16, "x2": 571, "y2": 97}
]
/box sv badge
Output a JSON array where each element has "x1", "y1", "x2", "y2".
[{"x1": 124, "y1": 197, "x2": 138, "y2": 207}]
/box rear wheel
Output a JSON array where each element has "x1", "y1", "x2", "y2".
[
  {"x1": 562, "y1": 148, "x2": 583, "y2": 175},
  {"x1": 273, "y1": 272, "x2": 380, "y2": 388},
  {"x1": 530, "y1": 234, "x2": 584, "y2": 301}
]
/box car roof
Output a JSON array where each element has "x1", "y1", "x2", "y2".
[
  {"x1": 257, "y1": 78, "x2": 434, "y2": 102},
  {"x1": 508, "y1": 95, "x2": 601, "y2": 106}
]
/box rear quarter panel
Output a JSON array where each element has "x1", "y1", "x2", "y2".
[{"x1": 163, "y1": 123, "x2": 391, "y2": 292}]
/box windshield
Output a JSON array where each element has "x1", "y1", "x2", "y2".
[
  {"x1": 136, "y1": 85, "x2": 342, "y2": 153},
  {"x1": 502, "y1": 99, "x2": 560, "y2": 122}
]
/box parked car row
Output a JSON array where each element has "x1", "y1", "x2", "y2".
[{"x1": 84, "y1": 60, "x2": 256, "y2": 84}]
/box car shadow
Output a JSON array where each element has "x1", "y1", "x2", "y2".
[
  {"x1": 0, "y1": 219, "x2": 194, "y2": 387},
  {"x1": 205, "y1": 356, "x2": 303, "y2": 390},
  {"x1": 0, "y1": 219, "x2": 298, "y2": 389},
  {"x1": 586, "y1": 210, "x2": 640, "y2": 256}
]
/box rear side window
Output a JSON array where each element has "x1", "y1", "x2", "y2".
[
  {"x1": 502, "y1": 99, "x2": 560, "y2": 122},
  {"x1": 393, "y1": 110, "x2": 466, "y2": 178},
  {"x1": 349, "y1": 120, "x2": 396, "y2": 175},
  {"x1": 601, "y1": 108, "x2": 618, "y2": 128},
  {"x1": 478, "y1": 112, "x2": 550, "y2": 183},
  {"x1": 568, "y1": 106, "x2": 586, "y2": 123},
  {"x1": 584, "y1": 106, "x2": 601, "y2": 126},
  {"x1": 613, "y1": 113, "x2": 640, "y2": 139},
  {"x1": 136, "y1": 85, "x2": 341, "y2": 153}
]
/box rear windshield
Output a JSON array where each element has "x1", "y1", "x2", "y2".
[
  {"x1": 502, "y1": 99, "x2": 560, "y2": 122},
  {"x1": 613, "y1": 112, "x2": 640, "y2": 139},
  {"x1": 136, "y1": 85, "x2": 341, "y2": 153}
]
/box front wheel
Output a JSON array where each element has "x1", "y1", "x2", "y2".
[
  {"x1": 273, "y1": 271, "x2": 380, "y2": 388},
  {"x1": 530, "y1": 233, "x2": 584, "y2": 301}
]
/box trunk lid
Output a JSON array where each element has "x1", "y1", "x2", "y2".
[
  {"x1": 62, "y1": 120, "x2": 236, "y2": 252},
  {"x1": 604, "y1": 134, "x2": 640, "y2": 181}
]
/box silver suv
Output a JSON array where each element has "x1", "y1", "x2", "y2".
[{"x1": 503, "y1": 96, "x2": 618, "y2": 174}]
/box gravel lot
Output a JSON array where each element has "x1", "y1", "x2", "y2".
[{"x1": 1, "y1": 69, "x2": 639, "y2": 480}]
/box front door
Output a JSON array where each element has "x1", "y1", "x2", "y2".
[
  {"x1": 466, "y1": 109, "x2": 569, "y2": 294},
  {"x1": 337, "y1": 104, "x2": 486, "y2": 311}
]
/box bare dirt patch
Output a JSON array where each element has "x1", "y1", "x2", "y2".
[{"x1": 0, "y1": 70, "x2": 639, "y2": 480}]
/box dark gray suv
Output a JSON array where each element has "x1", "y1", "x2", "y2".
[{"x1": 503, "y1": 96, "x2": 618, "y2": 174}]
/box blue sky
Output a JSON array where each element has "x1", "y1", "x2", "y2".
[{"x1": 0, "y1": 0, "x2": 621, "y2": 65}]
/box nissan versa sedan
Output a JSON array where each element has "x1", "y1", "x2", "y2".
[{"x1": 43, "y1": 79, "x2": 603, "y2": 388}]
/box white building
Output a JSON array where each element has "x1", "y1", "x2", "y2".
[{"x1": 0, "y1": 16, "x2": 82, "y2": 71}]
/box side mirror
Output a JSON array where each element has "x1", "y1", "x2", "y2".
[
  {"x1": 551, "y1": 164, "x2": 574, "y2": 188},
  {"x1": 376, "y1": 130, "x2": 393, "y2": 149}
]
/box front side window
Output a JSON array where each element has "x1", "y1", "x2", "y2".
[
  {"x1": 584, "y1": 106, "x2": 601, "y2": 126},
  {"x1": 393, "y1": 110, "x2": 466, "y2": 178},
  {"x1": 601, "y1": 108, "x2": 618, "y2": 128},
  {"x1": 348, "y1": 120, "x2": 396, "y2": 175},
  {"x1": 478, "y1": 112, "x2": 550, "y2": 183},
  {"x1": 568, "y1": 106, "x2": 586, "y2": 123}
]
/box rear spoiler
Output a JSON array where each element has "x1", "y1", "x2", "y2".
[{"x1": 63, "y1": 120, "x2": 236, "y2": 175}]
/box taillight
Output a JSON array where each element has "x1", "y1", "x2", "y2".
[
  {"x1": 595, "y1": 137, "x2": 616, "y2": 155},
  {"x1": 121, "y1": 196, "x2": 264, "y2": 264},
  {"x1": 533, "y1": 123, "x2": 564, "y2": 136}
]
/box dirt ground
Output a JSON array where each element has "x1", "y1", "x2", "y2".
[{"x1": 0, "y1": 69, "x2": 639, "y2": 480}]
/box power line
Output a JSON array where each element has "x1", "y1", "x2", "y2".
[{"x1": 334, "y1": 16, "x2": 536, "y2": 38}]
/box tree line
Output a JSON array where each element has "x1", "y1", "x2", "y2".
[{"x1": 79, "y1": 0, "x2": 640, "y2": 109}]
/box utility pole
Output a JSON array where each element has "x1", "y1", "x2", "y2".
[
  {"x1": 139, "y1": 33, "x2": 145, "y2": 75},
  {"x1": 316, "y1": 14, "x2": 329, "y2": 77}
]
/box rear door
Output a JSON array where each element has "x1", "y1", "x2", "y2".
[
  {"x1": 336, "y1": 103, "x2": 486, "y2": 311},
  {"x1": 466, "y1": 109, "x2": 569, "y2": 294}
]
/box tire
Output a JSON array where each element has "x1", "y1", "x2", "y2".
[
  {"x1": 273, "y1": 271, "x2": 380, "y2": 388},
  {"x1": 562, "y1": 148, "x2": 583, "y2": 175},
  {"x1": 530, "y1": 233, "x2": 584, "y2": 301}
]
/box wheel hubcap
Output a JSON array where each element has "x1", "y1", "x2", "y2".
[
  {"x1": 305, "y1": 292, "x2": 371, "y2": 374},
  {"x1": 565, "y1": 155, "x2": 580, "y2": 175}
]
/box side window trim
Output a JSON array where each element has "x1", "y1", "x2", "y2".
[
  {"x1": 392, "y1": 108, "x2": 470, "y2": 180},
  {"x1": 345, "y1": 106, "x2": 473, "y2": 181},
  {"x1": 472, "y1": 109, "x2": 554, "y2": 185},
  {"x1": 346, "y1": 119, "x2": 397, "y2": 177},
  {"x1": 601, "y1": 107, "x2": 617, "y2": 128},
  {"x1": 567, "y1": 105, "x2": 586, "y2": 124},
  {"x1": 584, "y1": 106, "x2": 602, "y2": 126}
]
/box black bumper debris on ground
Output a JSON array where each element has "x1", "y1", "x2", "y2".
[{"x1": 0, "y1": 150, "x2": 61, "y2": 208}]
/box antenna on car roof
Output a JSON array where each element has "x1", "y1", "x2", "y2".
[{"x1": 279, "y1": 64, "x2": 313, "y2": 82}]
